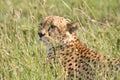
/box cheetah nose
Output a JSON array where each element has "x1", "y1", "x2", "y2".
[{"x1": 38, "y1": 32, "x2": 45, "y2": 38}]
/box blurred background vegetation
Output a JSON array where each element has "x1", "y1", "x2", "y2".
[{"x1": 0, "y1": 0, "x2": 120, "y2": 80}]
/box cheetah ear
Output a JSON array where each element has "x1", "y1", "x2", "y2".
[{"x1": 67, "y1": 22, "x2": 79, "y2": 33}]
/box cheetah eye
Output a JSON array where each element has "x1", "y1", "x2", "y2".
[
  {"x1": 51, "y1": 25, "x2": 56, "y2": 28},
  {"x1": 48, "y1": 25, "x2": 56, "y2": 31}
]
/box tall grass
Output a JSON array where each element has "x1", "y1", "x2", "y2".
[{"x1": 0, "y1": 0, "x2": 120, "y2": 80}]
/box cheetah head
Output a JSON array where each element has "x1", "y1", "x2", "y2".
[{"x1": 38, "y1": 16, "x2": 79, "y2": 47}]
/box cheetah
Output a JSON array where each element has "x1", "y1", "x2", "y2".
[{"x1": 38, "y1": 15, "x2": 120, "y2": 80}]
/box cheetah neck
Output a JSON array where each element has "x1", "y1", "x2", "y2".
[
  {"x1": 46, "y1": 32, "x2": 85, "y2": 57},
  {"x1": 62, "y1": 33, "x2": 84, "y2": 47},
  {"x1": 62, "y1": 32, "x2": 80, "y2": 44}
]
